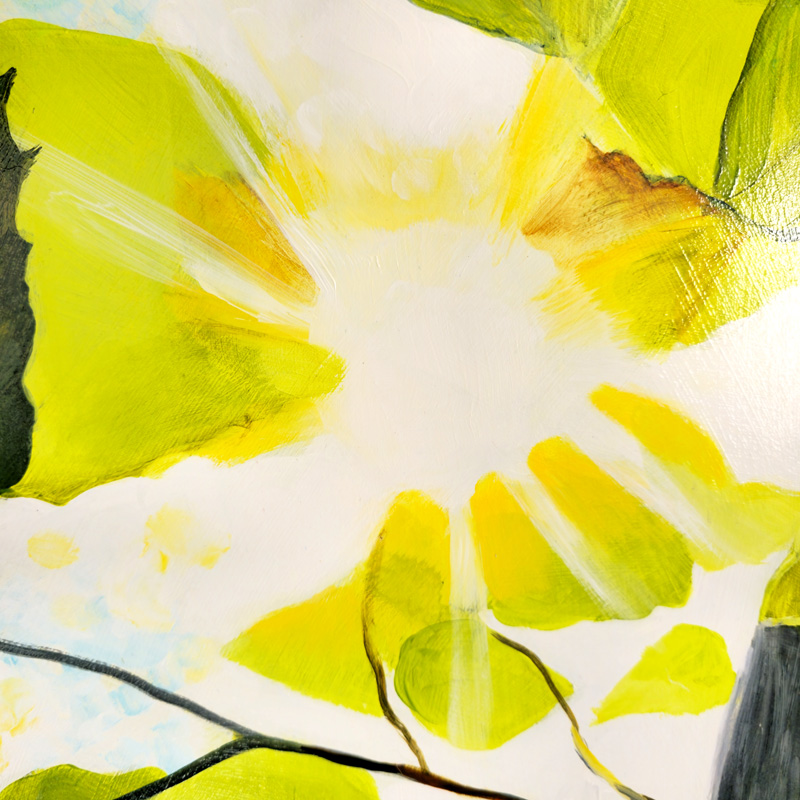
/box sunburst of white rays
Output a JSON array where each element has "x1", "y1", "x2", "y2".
[{"x1": 18, "y1": 134, "x2": 310, "y2": 331}]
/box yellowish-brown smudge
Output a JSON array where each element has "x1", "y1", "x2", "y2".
[{"x1": 175, "y1": 172, "x2": 317, "y2": 305}]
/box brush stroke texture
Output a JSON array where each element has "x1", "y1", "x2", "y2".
[
  {"x1": 0, "y1": 68, "x2": 37, "y2": 491},
  {"x1": 714, "y1": 625, "x2": 800, "y2": 800}
]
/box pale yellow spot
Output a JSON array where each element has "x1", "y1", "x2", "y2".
[
  {"x1": 143, "y1": 505, "x2": 230, "y2": 572},
  {"x1": 27, "y1": 533, "x2": 79, "y2": 569},
  {"x1": 0, "y1": 679, "x2": 34, "y2": 737},
  {"x1": 51, "y1": 595, "x2": 104, "y2": 631}
]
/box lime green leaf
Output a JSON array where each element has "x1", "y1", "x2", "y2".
[
  {"x1": 593, "y1": 0, "x2": 766, "y2": 191},
  {"x1": 223, "y1": 579, "x2": 382, "y2": 716},
  {"x1": 0, "y1": 20, "x2": 342, "y2": 504},
  {"x1": 594, "y1": 624, "x2": 736, "y2": 724},
  {"x1": 156, "y1": 750, "x2": 379, "y2": 800},
  {"x1": 408, "y1": 0, "x2": 625, "y2": 60},
  {"x1": 0, "y1": 764, "x2": 165, "y2": 799},
  {"x1": 395, "y1": 618, "x2": 572, "y2": 749},
  {"x1": 224, "y1": 492, "x2": 450, "y2": 714},
  {"x1": 715, "y1": 0, "x2": 800, "y2": 230}
]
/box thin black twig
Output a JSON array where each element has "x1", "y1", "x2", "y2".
[{"x1": 0, "y1": 635, "x2": 526, "y2": 800}]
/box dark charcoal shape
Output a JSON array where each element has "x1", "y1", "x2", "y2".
[
  {"x1": 715, "y1": 624, "x2": 800, "y2": 800},
  {"x1": 0, "y1": 67, "x2": 37, "y2": 490}
]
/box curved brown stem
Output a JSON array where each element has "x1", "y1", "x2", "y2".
[
  {"x1": 489, "y1": 628, "x2": 655, "y2": 800},
  {"x1": 362, "y1": 530, "x2": 430, "y2": 771}
]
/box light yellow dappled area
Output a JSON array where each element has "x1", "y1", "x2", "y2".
[
  {"x1": 0, "y1": 20, "x2": 342, "y2": 504},
  {"x1": 593, "y1": 385, "x2": 800, "y2": 568},
  {"x1": 143, "y1": 505, "x2": 230, "y2": 573},
  {"x1": 27, "y1": 532, "x2": 78, "y2": 569},
  {"x1": 527, "y1": 437, "x2": 693, "y2": 619},
  {"x1": 593, "y1": 624, "x2": 735, "y2": 723}
]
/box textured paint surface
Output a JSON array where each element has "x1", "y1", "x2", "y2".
[
  {"x1": 528, "y1": 437, "x2": 693, "y2": 619},
  {"x1": 394, "y1": 618, "x2": 572, "y2": 749},
  {"x1": 0, "y1": 20, "x2": 342, "y2": 504},
  {"x1": 0, "y1": 69, "x2": 36, "y2": 492},
  {"x1": 594, "y1": 624, "x2": 735, "y2": 723},
  {"x1": 470, "y1": 473, "x2": 606, "y2": 628},
  {"x1": 714, "y1": 625, "x2": 800, "y2": 800},
  {"x1": 156, "y1": 750, "x2": 379, "y2": 800},
  {"x1": 715, "y1": 0, "x2": 800, "y2": 230},
  {"x1": 0, "y1": 0, "x2": 799, "y2": 798},
  {"x1": 0, "y1": 765, "x2": 165, "y2": 799},
  {"x1": 592, "y1": 385, "x2": 800, "y2": 568}
]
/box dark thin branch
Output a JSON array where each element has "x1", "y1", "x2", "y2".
[
  {"x1": 489, "y1": 629, "x2": 655, "y2": 800},
  {"x1": 0, "y1": 635, "x2": 526, "y2": 800},
  {"x1": 0, "y1": 637, "x2": 258, "y2": 737},
  {"x1": 112, "y1": 736, "x2": 528, "y2": 800},
  {"x1": 362, "y1": 531, "x2": 430, "y2": 771}
]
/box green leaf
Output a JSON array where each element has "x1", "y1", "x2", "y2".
[
  {"x1": 0, "y1": 20, "x2": 342, "y2": 504},
  {"x1": 155, "y1": 750, "x2": 379, "y2": 800},
  {"x1": 594, "y1": 624, "x2": 736, "y2": 724},
  {"x1": 394, "y1": 618, "x2": 572, "y2": 749},
  {"x1": 223, "y1": 491, "x2": 450, "y2": 715},
  {"x1": 0, "y1": 764, "x2": 165, "y2": 799},
  {"x1": 714, "y1": 0, "x2": 800, "y2": 230},
  {"x1": 408, "y1": 0, "x2": 625, "y2": 59},
  {"x1": 592, "y1": 0, "x2": 767, "y2": 192}
]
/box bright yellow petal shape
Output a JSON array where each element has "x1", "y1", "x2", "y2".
[
  {"x1": 593, "y1": 624, "x2": 736, "y2": 724},
  {"x1": 395, "y1": 618, "x2": 572, "y2": 750},
  {"x1": 528, "y1": 437, "x2": 693, "y2": 619},
  {"x1": 158, "y1": 749, "x2": 378, "y2": 800},
  {"x1": 470, "y1": 473, "x2": 606, "y2": 628},
  {"x1": 592, "y1": 385, "x2": 800, "y2": 568},
  {"x1": 222, "y1": 579, "x2": 381, "y2": 716},
  {"x1": 365, "y1": 491, "x2": 451, "y2": 668},
  {"x1": 0, "y1": 764, "x2": 165, "y2": 799},
  {"x1": 1, "y1": 20, "x2": 342, "y2": 504}
]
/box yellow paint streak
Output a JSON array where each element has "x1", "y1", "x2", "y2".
[
  {"x1": 591, "y1": 385, "x2": 731, "y2": 487},
  {"x1": 528, "y1": 437, "x2": 692, "y2": 618},
  {"x1": 27, "y1": 532, "x2": 78, "y2": 569},
  {"x1": 174, "y1": 172, "x2": 317, "y2": 305},
  {"x1": 594, "y1": 386, "x2": 800, "y2": 568},
  {"x1": 470, "y1": 473, "x2": 605, "y2": 628}
]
